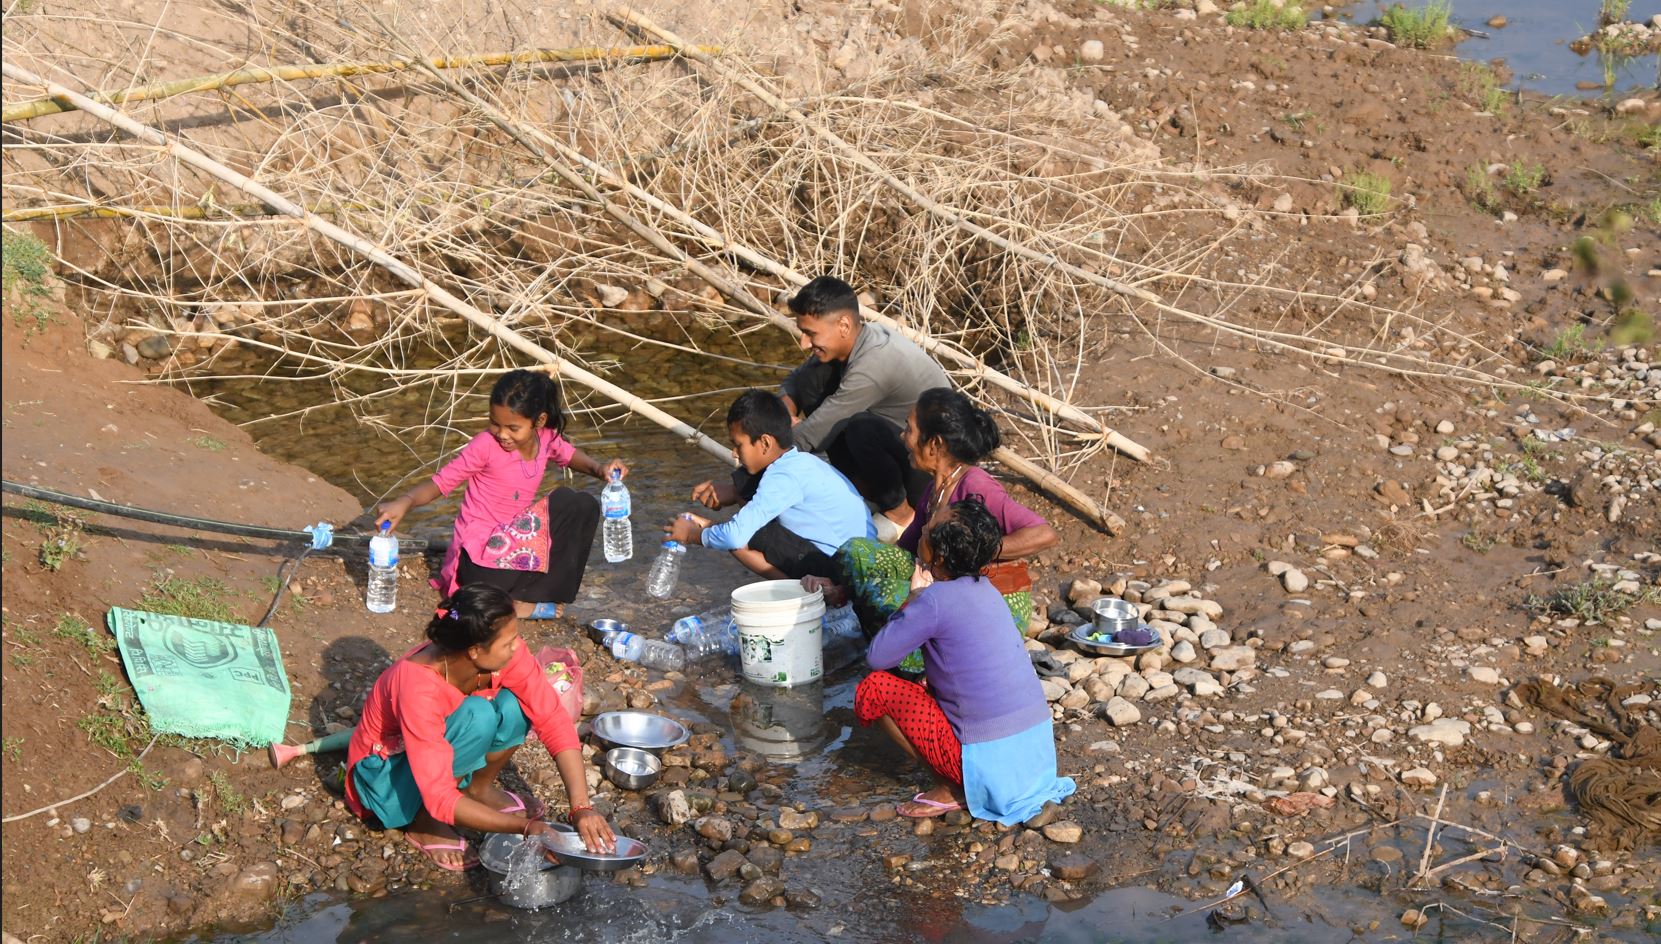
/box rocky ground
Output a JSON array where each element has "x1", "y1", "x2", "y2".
[{"x1": 3, "y1": 0, "x2": 1659, "y2": 942}]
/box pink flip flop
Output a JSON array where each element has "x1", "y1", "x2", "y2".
[
  {"x1": 497, "y1": 790, "x2": 546, "y2": 821},
  {"x1": 898, "y1": 793, "x2": 963, "y2": 819},
  {"x1": 404, "y1": 833, "x2": 477, "y2": 872}
]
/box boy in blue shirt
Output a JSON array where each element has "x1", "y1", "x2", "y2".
[{"x1": 667, "y1": 390, "x2": 875, "y2": 579}]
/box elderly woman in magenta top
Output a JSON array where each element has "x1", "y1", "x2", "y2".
[
  {"x1": 808, "y1": 387, "x2": 1058, "y2": 673},
  {"x1": 857, "y1": 498, "x2": 1075, "y2": 820},
  {"x1": 345, "y1": 585, "x2": 614, "y2": 870}
]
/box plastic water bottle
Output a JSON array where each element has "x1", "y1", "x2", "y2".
[
  {"x1": 366, "y1": 522, "x2": 399, "y2": 614},
  {"x1": 824, "y1": 604, "x2": 861, "y2": 640},
  {"x1": 671, "y1": 610, "x2": 735, "y2": 661},
  {"x1": 601, "y1": 470, "x2": 633, "y2": 563},
  {"x1": 645, "y1": 541, "x2": 686, "y2": 598},
  {"x1": 610, "y1": 631, "x2": 688, "y2": 672},
  {"x1": 668, "y1": 608, "x2": 730, "y2": 645}
]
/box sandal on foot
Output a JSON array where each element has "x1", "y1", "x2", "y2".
[
  {"x1": 898, "y1": 793, "x2": 962, "y2": 819},
  {"x1": 526, "y1": 602, "x2": 563, "y2": 620},
  {"x1": 497, "y1": 790, "x2": 546, "y2": 821},
  {"x1": 403, "y1": 833, "x2": 477, "y2": 872}
]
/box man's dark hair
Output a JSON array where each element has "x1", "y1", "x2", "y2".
[
  {"x1": 727, "y1": 389, "x2": 795, "y2": 450},
  {"x1": 787, "y1": 276, "x2": 861, "y2": 323},
  {"x1": 926, "y1": 496, "x2": 1003, "y2": 580}
]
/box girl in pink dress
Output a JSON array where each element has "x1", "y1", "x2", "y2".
[{"x1": 377, "y1": 370, "x2": 627, "y2": 619}]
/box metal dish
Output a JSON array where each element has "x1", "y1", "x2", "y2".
[
  {"x1": 603, "y1": 747, "x2": 663, "y2": 791},
  {"x1": 478, "y1": 833, "x2": 582, "y2": 910},
  {"x1": 590, "y1": 711, "x2": 690, "y2": 753},
  {"x1": 1091, "y1": 597, "x2": 1141, "y2": 634},
  {"x1": 1068, "y1": 623, "x2": 1162, "y2": 657},
  {"x1": 589, "y1": 618, "x2": 628, "y2": 646},
  {"x1": 540, "y1": 823, "x2": 648, "y2": 872}
]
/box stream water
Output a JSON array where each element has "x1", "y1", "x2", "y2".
[{"x1": 1335, "y1": 0, "x2": 1660, "y2": 96}]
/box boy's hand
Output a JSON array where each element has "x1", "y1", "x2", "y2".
[
  {"x1": 691, "y1": 480, "x2": 735, "y2": 509},
  {"x1": 664, "y1": 514, "x2": 706, "y2": 545},
  {"x1": 599, "y1": 458, "x2": 629, "y2": 481}
]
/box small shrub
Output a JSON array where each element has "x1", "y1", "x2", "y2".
[
  {"x1": 2, "y1": 737, "x2": 21, "y2": 763},
  {"x1": 39, "y1": 514, "x2": 86, "y2": 572},
  {"x1": 1459, "y1": 63, "x2": 1509, "y2": 116},
  {"x1": 1527, "y1": 580, "x2": 1653, "y2": 624},
  {"x1": 1464, "y1": 164, "x2": 1499, "y2": 211},
  {"x1": 190, "y1": 435, "x2": 227, "y2": 452},
  {"x1": 1543, "y1": 323, "x2": 1598, "y2": 361},
  {"x1": 1, "y1": 228, "x2": 54, "y2": 332},
  {"x1": 55, "y1": 612, "x2": 115, "y2": 655},
  {"x1": 1340, "y1": 171, "x2": 1392, "y2": 215},
  {"x1": 1505, "y1": 162, "x2": 1546, "y2": 195},
  {"x1": 1598, "y1": 0, "x2": 1631, "y2": 27},
  {"x1": 206, "y1": 770, "x2": 246, "y2": 815},
  {"x1": 1380, "y1": 1, "x2": 1454, "y2": 48},
  {"x1": 1226, "y1": 0, "x2": 1306, "y2": 30}
]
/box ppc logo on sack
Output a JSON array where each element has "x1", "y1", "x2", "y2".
[{"x1": 162, "y1": 625, "x2": 238, "y2": 669}]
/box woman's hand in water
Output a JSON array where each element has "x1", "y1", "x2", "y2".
[
  {"x1": 572, "y1": 809, "x2": 616, "y2": 854},
  {"x1": 599, "y1": 458, "x2": 629, "y2": 481},
  {"x1": 375, "y1": 496, "x2": 412, "y2": 532}
]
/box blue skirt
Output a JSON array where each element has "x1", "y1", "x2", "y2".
[{"x1": 960, "y1": 719, "x2": 1076, "y2": 826}]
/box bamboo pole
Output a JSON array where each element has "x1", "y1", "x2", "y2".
[
  {"x1": 380, "y1": 30, "x2": 1122, "y2": 530},
  {"x1": 2, "y1": 45, "x2": 721, "y2": 123},
  {"x1": 2, "y1": 201, "x2": 363, "y2": 222},
  {"x1": 0, "y1": 62, "x2": 736, "y2": 467},
  {"x1": 603, "y1": 7, "x2": 1149, "y2": 464}
]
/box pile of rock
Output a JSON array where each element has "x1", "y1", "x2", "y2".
[{"x1": 1028, "y1": 576, "x2": 1254, "y2": 725}]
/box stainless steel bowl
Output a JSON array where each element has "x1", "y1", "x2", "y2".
[
  {"x1": 603, "y1": 746, "x2": 663, "y2": 791},
  {"x1": 1068, "y1": 623, "x2": 1162, "y2": 657},
  {"x1": 589, "y1": 618, "x2": 628, "y2": 646},
  {"x1": 590, "y1": 711, "x2": 690, "y2": 753},
  {"x1": 540, "y1": 823, "x2": 648, "y2": 873},
  {"x1": 478, "y1": 833, "x2": 582, "y2": 910},
  {"x1": 1091, "y1": 597, "x2": 1140, "y2": 634}
]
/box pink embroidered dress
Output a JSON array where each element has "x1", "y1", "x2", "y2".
[{"x1": 432, "y1": 429, "x2": 575, "y2": 597}]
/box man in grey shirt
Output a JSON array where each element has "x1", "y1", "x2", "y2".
[{"x1": 777, "y1": 276, "x2": 951, "y2": 534}]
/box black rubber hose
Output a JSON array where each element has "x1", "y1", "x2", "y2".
[{"x1": 0, "y1": 479, "x2": 437, "y2": 550}]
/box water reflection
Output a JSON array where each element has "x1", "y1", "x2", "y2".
[{"x1": 729, "y1": 680, "x2": 827, "y2": 764}]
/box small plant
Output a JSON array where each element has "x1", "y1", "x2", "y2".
[
  {"x1": 1461, "y1": 530, "x2": 1497, "y2": 554},
  {"x1": 138, "y1": 575, "x2": 238, "y2": 623},
  {"x1": 1505, "y1": 162, "x2": 1546, "y2": 195},
  {"x1": 38, "y1": 513, "x2": 86, "y2": 572},
  {"x1": 1526, "y1": 580, "x2": 1651, "y2": 624},
  {"x1": 1226, "y1": 0, "x2": 1306, "y2": 30},
  {"x1": 1464, "y1": 163, "x2": 1499, "y2": 211},
  {"x1": 1459, "y1": 63, "x2": 1509, "y2": 116},
  {"x1": 1543, "y1": 323, "x2": 1598, "y2": 361},
  {"x1": 1340, "y1": 171, "x2": 1392, "y2": 215},
  {"x1": 190, "y1": 435, "x2": 227, "y2": 452},
  {"x1": 1598, "y1": 0, "x2": 1630, "y2": 26},
  {"x1": 2, "y1": 737, "x2": 21, "y2": 763},
  {"x1": 206, "y1": 769, "x2": 246, "y2": 815},
  {"x1": 1380, "y1": 1, "x2": 1454, "y2": 48},
  {"x1": 1, "y1": 228, "x2": 54, "y2": 332},
  {"x1": 55, "y1": 612, "x2": 115, "y2": 655},
  {"x1": 1281, "y1": 110, "x2": 1313, "y2": 132}
]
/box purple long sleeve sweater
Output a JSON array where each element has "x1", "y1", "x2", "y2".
[{"x1": 866, "y1": 577, "x2": 1051, "y2": 744}]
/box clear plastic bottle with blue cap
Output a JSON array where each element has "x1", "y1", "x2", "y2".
[
  {"x1": 645, "y1": 540, "x2": 685, "y2": 599},
  {"x1": 600, "y1": 469, "x2": 633, "y2": 563},
  {"x1": 366, "y1": 521, "x2": 399, "y2": 613}
]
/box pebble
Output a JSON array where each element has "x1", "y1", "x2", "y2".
[
  {"x1": 739, "y1": 877, "x2": 785, "y2": 906},
  {"x1": 71, "y1": 818, "x2": 92, "y2": 834},
  {"x1": 1100, "y1": 697, "x2": 1142, "y2": 727},
  {"x1": 230, "y1": 862, "x2": 280, "y2": 899},
  {"x1": 1468, "y1": 666, "x2": 1501, "y2": 685},
  {"x1": 1049, "y1": 853, "x2": 1099, "y2": 880},
  {"x1": 1287, "y1": 841, "x2": 1315, "y2": 858},
  {"x1": 1408, "y1": 718, "x2": 1471, "y2": 747},
  {"x1": 1280, "y1": 568, "x2": 1310, "y2": 593},
  {"x1": 1079, "y1": 39, "x2": 1105, "y2": 62},
  {"x1": 1210, "y1": 646, "x2": 1255, "y2": 671},
  {"x1": 706, "y1": 849, "x2": 749, "y2": 883},
  {"x1": 1366, "y1": 671, "x2": 1388, "y2": 689},
  {"x1": 1170, "y1": 640, "x2": 1197, "y2": 664},
  {"x1": 777, "y1": 809, "x2": 820, "y2": 831},
  {"x1": 657, "y1": 790, "x2": 693, "y2": 826},
  {"x1": 1401, "y1": 767, "x2": 1437, "y2": 788},
  {"x1": 1198, "y1": 628, "x2": 1230, "y2": 650},
  {"x1": 1041, "y1": 821, "x2": 1083, "y2": 844},
  {"x1": 1322, "y1": 656, "x2": 1350, "y2": 669},
  {"x1": 1264, "y1": 460, "x2": 1297, "y2": 479}
]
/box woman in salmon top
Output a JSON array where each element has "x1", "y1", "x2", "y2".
[{"x1": 345, "y1": 584, "x2": 613, "y2": 869}]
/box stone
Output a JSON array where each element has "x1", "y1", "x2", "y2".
[
  {"x1": 1614, "y1": 97, "x2": 1647, "y2": 116},
  {"x1": 1082, "y1": 676, "x2": 1116, "y2": 703},
  {"x1": 1049, "y1": 853, "x2": 1099, "y2": 881},
  {"x1": 1196, "y1": 0, "x2": 1219, "y2": 14},
  {"x1": 739, "y1": 877, "x2": 785, "y2": 906},
  {"x1": 1058, "y1": 688, "x2": 1091, "y2": 710},
  {"x1": 1402, "y1": 908, "x2": 1429, "y2": 929},
  {"x1": 1170, "y1": 640, "x2": 1197, "y2": 664},
  {"x1": 784, "y1": 887, "x2": 821, "y2": 910},
  {"x1": 1100, "y1": 697, "x2": 1141, "y2": 727},
  {"x1": 1366, "y1": 671, "x2": 1388, "y2": 689},
  {"x1": 1144, "y1": 684, "x2": 1181, "y2": 702},
  {"x1": 1040, "y1": 678, "x2": 1070, "y2": 703},
  {"x1": 1209, "y1": 646, "x2": 1255, "y2": 672},
  {"x1": 706, "y1": 849, "x2": 749, "y2": 883},
  {"x1": 1117, "y1": 674, "x2": 1150, "y2": 700},
  {"x1": 1408, "y1": 718, "x2": 1471, "y2": 748},
  {"x1": 1164, "y1": 597, "x2": 1224, "y2": 620},
  {"x1": 1041, "y1": 821, "x2": 1083, "y2": 844},
  {"x1": 671, "y1": 849, "x2": 701, "y2": 874},
  {"x1": 230, "y1": 862, "x2": 280, "y2": 899},
  {"x1": 135, "y1": 334, "x2": 172, "y2": 360},
  {"x1": 1198, "y1": 628, "x2": 1230, "y2": 650},
  {"x1": 71, "y1": 817, "x2": 92, "y2": 834},
  {"x1": 1280, "y1": 568, "x2": 1310, "y2": 593},
  {"x1": 1272, "y1": 193, "x2": 1294, "y2": 214},
  {"x1": 1079, "y1": 39, "x2": 1105, "y2": 62},
  {"x1": 1172, "y1": 668, "x2": 1221, "y2": 695},
  {"x1": 777, "y1": 809, "x2": 819, "y2": 831},
  {"x1": 1264, "y1": 460, "x2": 1297, "y2": 479},
  {"x1": 1287, "y1": 841, "x2": 1315, "y2": 858},
  {"x1": 695, "y1": 816, "x2": 734, "y2": 844},
  {"x1": 657, "y1": 790, "x2": 693, "y2": 826},
  {"x1": 1468, "y1": 666, "x2": 1501, "y2": 685},
  {"x1": 1401, "y1": 768, "x2": 1437, "y2": 788}
]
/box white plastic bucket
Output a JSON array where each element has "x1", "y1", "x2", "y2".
[{"x1": 731, "y1": 580, "x2": 825, "y2": 688}]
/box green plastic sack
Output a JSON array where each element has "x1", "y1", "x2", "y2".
[{"x1": 107, "y1": 607, "x2": 292, "y2": 747}]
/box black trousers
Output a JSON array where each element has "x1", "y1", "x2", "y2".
[
  {"x1": 454, "y1": 487, "x2": 600, "y2": 604},
  {"x1": 780, "y1": 360, "x2": 929, "y2": 514},
  {"x1": 747, "y1": 520, "x2": 837, "y2": 580}
]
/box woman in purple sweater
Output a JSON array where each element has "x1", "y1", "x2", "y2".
[{"x1": 857, "y1": 497, "x2": 1075, "y2": 821}]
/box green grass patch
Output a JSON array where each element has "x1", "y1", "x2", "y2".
[
  {"x1": 190, "y1": 435, "x2": 227, "y2": 452},
  {"x1": 1380, "y1": 1, "x2": 1454, "y2": 48},
  {"x1": 137, "y1": 575, "x2": 239, "y2": 623},
  {"x1": 1599, "y1": 0, "x2": 1631, "y2": 26},
  {"x1": 1, "y1": 228, "x2": 54, "y2": 332},
  {"x1": 1464, "y1": 163, "x2": 1499, "y2": 211},
  {"x1": 1339, "y1": 171, "x2": 1392, "y2": 215},
  {"x1": 1227, "y1": 0, "x2": 1306, "y2": 30},
  {"x1": 206, "y1": 769, "x2": 246, "y2": 815},
  {"x1": 1542, "y1": 323, "x2": 1598, "y2": 362},
  {"x1": 38, "y1": 513, "x2": 86, "y2": 572},
  {"x1": 1505, "y1": 162, "x2": 1546, "y2": 195},
  {"x1": 1459, "y1": 63, "x2": 1509, "y2": 116},
  {"x1": 55, "y1": 612, "x2": 115, "y2": 655},
  {"x1": 1527, "y1": 580, "x2": 1658, "y2": 624},
  {"x1": 2, "y1": 737, "x2": 21, "y2": 763}
]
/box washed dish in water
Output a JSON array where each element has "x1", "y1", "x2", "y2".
[
  {"x1": 590, "y1": 711, "x2": 690, "y2": 752},
  {"x1": 540, "y1": 824, "x2": 648, "y2": 872}
]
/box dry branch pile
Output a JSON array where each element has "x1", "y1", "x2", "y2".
[{"x1": 0, "y1": 0, "x2": 1539, "y2": 522}]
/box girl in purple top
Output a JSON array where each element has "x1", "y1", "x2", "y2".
[
  {"x1": 857, "y1": 498, "x2": 1075, "y2": 821},
  {"x1": 376, "y1": 370, "x2": 626, "y2": 619}
]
